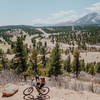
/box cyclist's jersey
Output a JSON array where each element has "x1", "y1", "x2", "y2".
[{"x1": 40, "y1": 78, "x2": 45, "y2": 84}]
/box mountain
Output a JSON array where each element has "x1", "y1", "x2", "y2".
[
  {"x1": 33, "y1": 24, "x2": 53, "y2": 27},
  {"x1": 74, "y1": 12, "x2": 100, "y2": 26},
  {"x1": 56, "y1": 12, "x2": 100, "y2": 26}
]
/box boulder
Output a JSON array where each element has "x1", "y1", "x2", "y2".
[{"x1": 2, "y1": 84, "x2": 18, "y2": 97}]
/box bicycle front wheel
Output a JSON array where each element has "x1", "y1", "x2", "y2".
[{"x1": 23, "y1": 87, "x2": 34, "y2": 95}]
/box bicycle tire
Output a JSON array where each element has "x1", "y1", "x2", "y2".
[
  {"x1": 23, "y1": 87, "x2": 34, "y2": 95},
  {"x1": 39, "y1": 87, "x2": 50, "y2": 95}
]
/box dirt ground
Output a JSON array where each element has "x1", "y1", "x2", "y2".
[{"x1": 0, "y1": 84, "x2": 100, "y2": 100}]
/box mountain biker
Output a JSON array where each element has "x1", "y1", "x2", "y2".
[{"x1": 35, "y1": 75, "x2": 45, "y2": 89}]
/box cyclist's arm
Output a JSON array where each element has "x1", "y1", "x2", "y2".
[{"x1": 39, "y1": 80, "x2": 42, "y2": 86}]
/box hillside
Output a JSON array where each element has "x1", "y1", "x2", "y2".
[{"x1": 0, "y1": 25, "x2": 33, "y2": 30}]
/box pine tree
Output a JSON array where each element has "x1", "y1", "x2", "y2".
[
  {"x1": 31, "y1": 38, "x2": 36, "y2": 49},
  {"x1": 80, "y1": 59, "x2": 85, "y2": 71},
  {"x1": 14, "y1": 36, "x2": 28, "y2": 76},
  {"x1": 40, "y1": 46, "x2": 46, "y2": 67},
  {"x1": 72, "y1": 50, "x2": 80, "y2": 78},
  {"x1": 0, "y1": 49, "x2": 3, "y2": 59},
  {"x1": 96, "y1": 62, "x2": 100, "y2": 73},
  {"x1": 30, "y1": 49, "x2": 38, "y2": 75},
  {"x1": 44, "y1": 41, "x2": 47, "y2": 48},
  {"x1": 49, "y1": 43, "x2": 62, "y2": 77},
  {"x1": 64, "y1": 55, "x2": 71, "y2": 73},
  {"x1": 0, "y1": 49, "x2": 8, "y2": 70},
  {"x1": 37, "y1": 41, "x2": 42, "y2": 50},
  {"x1": 89, "y1": 63, "x2": 96, "y2": 76},
  {"x1": 85, "y1": 63, "x2": 90, "y2": 73}
]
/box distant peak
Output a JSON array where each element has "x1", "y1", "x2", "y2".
[{"x1": 87, "y1": 12, "x2": 98, "y2": 16}]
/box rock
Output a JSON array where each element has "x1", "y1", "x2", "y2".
[{"x1": 2, "y1": 84, "x2": 18, "y2": 97}]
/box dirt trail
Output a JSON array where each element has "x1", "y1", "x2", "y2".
[{"x1": 36, "y1": 28, "x2": 49, "y2": 38}]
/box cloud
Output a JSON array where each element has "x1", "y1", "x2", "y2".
[
  {"x1": 51, "y1": 10, "x2": 77, "y2": 19},
  {"x1": 86, "y1": 2, "x2": 100, "y2": 11},
  {"x1": 32, "y1": 10, "x2": 79, "y2": 24}
]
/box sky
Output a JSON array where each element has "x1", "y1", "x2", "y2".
[{"x1": 0, "y1": 0, "x2": 100, "y2": 25}]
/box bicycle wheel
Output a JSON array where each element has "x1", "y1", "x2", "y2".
[
  {"x1": 39, "y1": 87, "x2": 50, "y2": 95},
  {"x1": 23, "y1": 95, "x2": 34, "y2": 100},
  {"x1": 23, "y1": 87, "x2": 34, "y2": 95}
]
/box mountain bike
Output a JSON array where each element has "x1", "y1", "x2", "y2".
[{"x1": 23, "y1": 83, "x2": 50, "y2": 96}]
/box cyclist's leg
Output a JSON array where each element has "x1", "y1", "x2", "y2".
[
  {"x1": 35, "y1": 82, "x2": 40, "y2": 91},
  {"x1": 40, "y1": 83, "x2": 45, "y2": 89}
]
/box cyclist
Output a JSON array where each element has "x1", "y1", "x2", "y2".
[
  {"x1": 35, "y1": 75, "x2": 45, "y2": 89},
  {"x1": 23, "y1": 76, "x2": 49, "y2": 96}
]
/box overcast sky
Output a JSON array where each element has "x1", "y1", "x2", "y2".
[{"x1": 0, "y1": 0, "x2": 100, "y2": 25}]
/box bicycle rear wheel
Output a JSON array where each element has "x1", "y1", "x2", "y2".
[
  {"x1": 23, "y1": 87, "x2": 34, "y2": 95},
  {"x1": 39, "y1": 87, "x2": 50, "y2": 95}
]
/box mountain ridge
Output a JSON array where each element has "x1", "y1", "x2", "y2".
[{"x1": 56, "y1": 12, "x2": 100, "y2": 26}]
